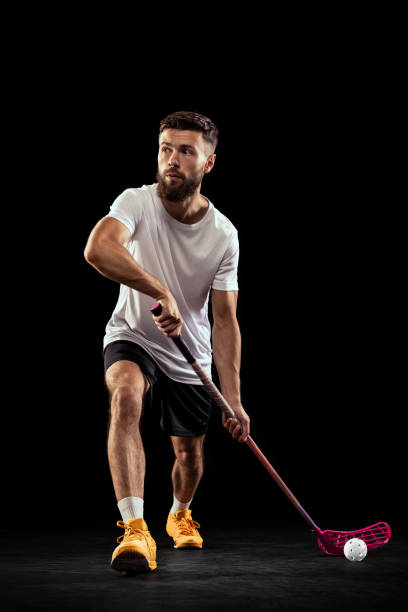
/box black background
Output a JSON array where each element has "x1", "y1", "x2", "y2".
[{"x1": 8, "y1": 22, "x2": 404, "y2": 537}]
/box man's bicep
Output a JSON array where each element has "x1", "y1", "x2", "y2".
[
  {"x1": 211, "y1": 289, "x2": 238, "y2": 323},
  {"x1": 84, "y1": 217, "x2": 131, "y2": 258}
]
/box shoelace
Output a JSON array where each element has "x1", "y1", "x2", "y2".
[
  {"x1": 175, "y1": 517, "x2": 201, "y2": 536},
  {"x1": 116, "y1": 520, "x2": 151, "y2": 545}
]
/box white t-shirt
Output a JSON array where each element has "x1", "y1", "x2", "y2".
[{"x1": 103, "y1": 183, "x2": 239, "y2": 384}]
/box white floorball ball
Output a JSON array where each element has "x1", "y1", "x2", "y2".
[{"x1": 344, "y1": 538, "x2": 368, "y2": 562}]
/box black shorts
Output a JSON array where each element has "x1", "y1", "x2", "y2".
[{"x1": 103, "y1": 340, "x2": 213, "y2": 437}]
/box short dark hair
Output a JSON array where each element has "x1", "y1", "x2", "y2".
[{"x1": 159, "y1": 111, "x2": 218, "y2": 153}]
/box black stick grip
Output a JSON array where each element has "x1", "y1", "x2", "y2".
[
  {"x1": 149, "y1": 302, "x2": 163, "y2": 316},
  {"x1": 149, "y1": 301, "x2": 195, "y2": 364}
]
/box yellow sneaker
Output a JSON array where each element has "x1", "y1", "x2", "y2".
[
  {"x1": 111, "y1": 518, "x2": 157, "y2": 572},
  {"x1": 166, "y1": 509, "x2": 203, "y2": 549}
]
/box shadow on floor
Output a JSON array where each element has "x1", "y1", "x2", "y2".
[{"x1": 1, "y1": 520, "x2": 406, "y2": 611}]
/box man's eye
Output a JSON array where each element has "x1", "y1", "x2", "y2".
[
  {"x1": 162, "y1": 147, "x2": 169, "y2": 152},
  {"x1": 183, "y1": 149, "x2": 192, "y2": 154}
]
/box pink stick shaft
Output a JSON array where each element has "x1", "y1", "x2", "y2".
[
  {"x1": 245, "y1": 437, "x2": 319, "y2": 531},
  {"x1": 190, "y1": 360, "x2": 319, "y2": 532}
]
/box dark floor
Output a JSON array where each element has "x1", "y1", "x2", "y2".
[{"x1": 1, "y1": 520, "x2": 406, "y2": 611}]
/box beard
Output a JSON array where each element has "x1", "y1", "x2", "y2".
[{"x1": 156, "y1": 166, "x2": 204, "y2": 203}]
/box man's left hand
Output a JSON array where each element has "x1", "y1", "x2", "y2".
[{"x1": 221, "y1": 401, "x2": 250, "y2": 443}]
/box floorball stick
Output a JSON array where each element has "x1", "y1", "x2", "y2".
[{"x1": 150, "y1": 302, "x2": 391, "y2": 555}]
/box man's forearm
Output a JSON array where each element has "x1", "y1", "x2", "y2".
[
  {"x1": 86, "y1": 239, "x2": 168, "y2": 300},
  {"x1": 212, "y1": 318, "x2": 241, "y2": 404}
]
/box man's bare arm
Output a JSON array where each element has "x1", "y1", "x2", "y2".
[
  {"x1": 211, "y1": 289, "x2": 250, "y2": 442},
  {"x1": 84, "y1": 217, "x2": 182, "y2": 336}
]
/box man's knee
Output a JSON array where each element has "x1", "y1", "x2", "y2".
[
  {"x1": 109, "y1": 384, "x2": 145, "y2": 424},
  {"x1": 172, "y1": 437, "x2": 205, "y2": 468},
  {"x1": 105, "y1": 361, "x2": 150, "y2": 425}
]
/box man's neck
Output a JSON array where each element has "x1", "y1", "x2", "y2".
[{"x1": 160, "y1": 192, "x2": 209, "y2": 225}]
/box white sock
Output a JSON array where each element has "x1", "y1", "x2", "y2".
[
  {"x1": 170, "y1": 494, "x2": 192, "y2": 515},
  {"x1": 117, "y1": 496, "x2": 144, "y2": 522}
]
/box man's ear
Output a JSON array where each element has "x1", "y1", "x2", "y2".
[{"x1": 204, "y1": 154, "x2": 216, "y2": 174}]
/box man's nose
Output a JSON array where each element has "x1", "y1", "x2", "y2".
[{"x1": 168, "y1": 152, "x2": 179, "y2": 167}]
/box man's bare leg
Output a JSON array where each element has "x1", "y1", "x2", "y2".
[
  {"x1": 105, "y1": 360, "x2": 150, "y2": 501},
  {"x1": 166, "y1": 435, "x2": 206, "y2": 548},
  {"x1": 170, "y1": 434, "x2": 205, "y2": 503}
]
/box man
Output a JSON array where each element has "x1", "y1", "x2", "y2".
[{"x1": 84, "y1": 110, "x2": 250, "y2": 573}]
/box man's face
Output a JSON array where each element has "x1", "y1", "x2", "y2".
[{"x1": 156, "y1": 129, "x2": 215, "y2": 202}]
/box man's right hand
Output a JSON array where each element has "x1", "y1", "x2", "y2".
[{"x1": 152, "y1": 292, "x2": 183, "y2": 338}]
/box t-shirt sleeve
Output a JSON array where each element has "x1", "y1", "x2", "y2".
[
  {"x1": 105, "y1": 189, "x2": 143, "y2": 237},
  {"x1": 211, "y1": 230, "x2": 239, "y2": 291}
]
